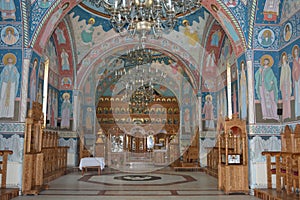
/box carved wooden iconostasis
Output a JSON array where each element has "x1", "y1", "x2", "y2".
[{"x1": 90, "y1": 95, "x2": 181, "y2": 168}]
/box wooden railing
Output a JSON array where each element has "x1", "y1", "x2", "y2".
[
  {"x1": 0, "y1": 150, "x2": 13, "y2": 188},
  {"x1": 206, "y1": 147, "x2": 219, "y2": 177},
  {"x1": 22, "y1": 102, "x2": 69, "y2": 195},
  {"x1": 42, "y1": 146, "x2": 68, "y2": 184},
  {"x1": 261, "y1": 124, "x2": 300, "y2": 195}
]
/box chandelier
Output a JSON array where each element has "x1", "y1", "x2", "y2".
[
  {"x1": 113, "y1": 47, "x2": 167, "y2": 113},
  {"x1": 87, "y1": 0, "x2": 202, "y2": 41}
]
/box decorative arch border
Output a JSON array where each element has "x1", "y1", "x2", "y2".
[
  {"x1": 76, "y1": 36, "x2": 200, "y2": 93},
  {"x1": 30, "y1": 0, "x2": 247, "y2": 57},
  {"x1": 201, "y1": 0, "x2": 247, "y2": 56}
]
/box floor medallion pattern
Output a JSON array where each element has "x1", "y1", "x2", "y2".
[{"x1": 113, "y1": 175, "x2": 162, "y2": 181}]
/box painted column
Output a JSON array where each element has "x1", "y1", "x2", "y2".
[
  {"x1": 246, "y1": 50, "x2": 255, "y2": 124},
  {"x1": 42, "y1": 58, "x2": 49, "y2": 127},
  {"x1": 198, "y1": 94, "x2": 202, "y2": 132},
  {"x1": 20, "y1": 48, "x2": 32, "y2": 122},
  {"x1": 72, "y1": 89, "x2": 80, "y2": 131},
  {"x1": 226, "y1": 61, "x2": 232, "y2": 119}
]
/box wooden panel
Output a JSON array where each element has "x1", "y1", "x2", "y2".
[
  {"x1": 22, "y1": 102, "x2": 68, "y2": 195},
  {"x1": 0, "y1": 150, "x2": 13, "y2": 188},
  {"x1": 218, "y1": 114, "x2": 249, "y2": 194}
]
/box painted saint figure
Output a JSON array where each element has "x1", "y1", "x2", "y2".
[
  {"x1": 184, "y1": 108, "x2": 191, "y2": 133},
  {"x1": 86, "y1": 107, "x2": 93, "y2": 131},
  {"x1": 2, "y1": 26, "x2": 18, "y2": 45},
  {"x1": 284, "y1": 23, "x2": 292, "y2": 42},
  {"x1": 60, "y1": 48, "x2": 70, "y2": 71},
  {"x1": 260, "y1": 29, "x2": 274, "y2": 47},
  {"x1": 0, "y1": 0, "x2": 16, "y2": 20},
  {"x1": 292, "y1": 45, "x2": 300, "y2": 118},
  {"x1": 54, "y1": 92, "x2": 58, "y2": 127},
  {"x1": 61, "y1": 92, "x2": 72, "y2": 129},
  {"x1": 37, "y1": 82, "x2": 43, "y2": 104},
  {"x1": 203, "y1": 94, "x2": 215, "y2": 130},
  {"x1": 182, "y1": 20, "x2": 200, "y2": 47},
  {"x1": 81, "y1": 18, "x2": 95, "y2": 46},
  {"x1": 205, "y1": 50, "x2": 216, "y2": 73},
  {"x1": 280, "y1": 52, "x2": 292, "y2": 120},
  {"x1": 255, "y1": 55, "x2": 279, "y2": 120},
  {"x1": 232, "y1": 84, "x2": 237, "y2": 114},
  {"x1": 29, "y1": 59, "x2": 38, "y2": 108},
  {"x1": 55, "y1": 26, "x2": 66, "y2": 44},
  {"x1": 50, "y1": 90, "x2": 56, "y2": 127},
  {"x1": 0, "y1": 53, "x2": 20, "y2": 118},
  {"x1": 39, "y1": 8, "x2": 63, "y2": 48},
  {"x1": 210, "y1": 30, "x2": 221, "y2": 47},
  {"x1": 239, "y1": 61, "x2": 247, "y2": 120}
]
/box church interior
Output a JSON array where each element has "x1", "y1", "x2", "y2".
[{"x1": 0, "y1": 0, "x2": 300, "y2": 199}]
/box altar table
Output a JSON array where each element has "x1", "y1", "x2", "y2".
[{"x1": 79, "y1": 157, "x2": 105, "y2": 175}]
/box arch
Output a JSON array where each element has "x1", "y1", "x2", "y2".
[
  {"x1": 31, "y1": 0, "x2": 247, "y2": 57},
  {"x1": 76, "y1": 37, "x2": 202, "y2": 93}
]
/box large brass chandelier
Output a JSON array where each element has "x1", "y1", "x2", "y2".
[{"x1": 87, "y1": 0, "x2": 202, "y2": 40}]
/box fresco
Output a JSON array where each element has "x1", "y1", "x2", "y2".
[
  {"x1": 258, "y1": 28, "x2": 275, "y2": 47},
  {"x1": 0, "y1": 0, "x2": 20, "y2": 21},
  {"x1": 69, "y1": 10, "x2": 116, "y2": 64},
  {"x1": 1, "y1": 25, "x2": 19, "y2": 45},
  {"x1": 0, "y1": 0, "x2": 298, "y2": 132},
  {"x1": 292, "y1": 44, "x2": 300, "y2": 119},
  {"x1": 254, "y1": 26, "x2": 280, "y2": 50},
  {"x1": 281, "y1": 0, "x2": 300, "y2": 22},
  {"x1": 28, "y1": 57, "x2": 39, "y2": 108},
  {"x1": 280, "y1": 13, "x2": 298, "y2": 46},
  {"x1": 283, "y1": 22, "x2": 292, "y2": 42},
  {"x1": 238, "y1": 60, "x2": 247, "y2": 120},
  {"x1": 52, "y1": 21, "x2": 74, "y2": 90},
  {"x1": 46, "y1": 87, "x2": 59, "y2": 128},
  {"x1": 45, "y1": 37, "x2": 59, "y2": 73},
  {"x1": 58, "y1": 90, "x2": 73, "y2": 129},
  {"x1": 0, "y1": 52, "x2": 20, "y2": 118},
  {"x1": 255, "y1": 0, "x2": 281, "y2": 24},
  {"x1": 254, "y1": 53, "x2": 279, "y2": 121},
  {"x1": 38, "y1": 0, "x2": 53, "y2": 9}
]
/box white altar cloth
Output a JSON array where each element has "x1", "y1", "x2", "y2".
[{"x1": 79, "y1": 157, "x2": 105, "y2": 175}]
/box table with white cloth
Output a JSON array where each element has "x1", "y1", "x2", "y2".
[{"x1": 79, "y1": 157, "x2": 105, "y2": 175}]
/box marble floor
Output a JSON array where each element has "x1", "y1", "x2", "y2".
[{"x1": 13, "y1": 168, "x2": 260, "y2": 200}]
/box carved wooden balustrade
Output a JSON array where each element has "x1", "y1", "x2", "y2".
[
  {"x1": 42, "y1": 130, "x2": 68, "y2": 184},
  {"x1": 22, "y1": 102, "x2": 68, "y2": 195},
  {"x1": 262, "y1": 124, "x2": 300, "y2": 194}
]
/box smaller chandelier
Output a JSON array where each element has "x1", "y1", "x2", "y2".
[
  {"x1": 87, "y1": 0, "x2": 202, "y2": 41},
  {"x1": 126, "y1": 46, "x2": 152, "y2": 66},
  {"x1": 113, "y1": 47, "x2": 167, "y2": 113}
]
